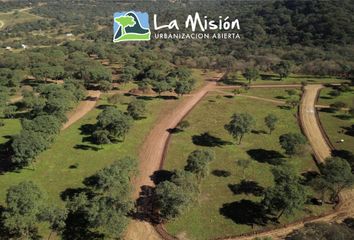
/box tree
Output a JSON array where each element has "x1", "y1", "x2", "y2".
[
  {"x1": 286, "y1": 98, "x2": 300, "y2": 109},
  {"x1": 286, "y1": 222, "x2": 354, "y2": 240},
  {"x1": 236, "y1": 159, "x2": 251, "y2": 180},
  {"x1": 264, "y1": 113, "x2": 278, "y2": 134},
  {"x1": 3, "y1": 105, "x2": 17, "y2": 118},
  {"x1": 243, "y1": 67, "x2": 259, "y2": 84},
  {"x1": 225, "y1": 113, "x2": 255, "y2": 144},
  {"x1": 11, "y1": 130, "x2": 49, "y2": 167},
  {"x1": 2, "y1": 181, "x2": 45, "y2": 238},
  {"x1": 185, "y1": 149, "x2": 215, "y2": 181},
  {"x1": 263, "y1": 165, "x2": 307, "y2": 220},
  {"x1": 279, "y1": 133, "x2": 307, "y2": 156},
  {"x1": 127, "y1": 99, "x2": 146, "y2": 120},
  {"x1": 92, "y1": 129, "x2": 111, "y2": 145},
  {"x1": 42, "y1": 207, "x2": 67, "y2": 240},
  {"x1": 174, "y1": 79, "x2": 195, "y2": 96},
  {"x1": 272, "y1": 61, "x2": 291, "y2": 80},
  {"x1": 115, "y1": 16, "x2": 136, "y2": 35},
  {"x1": 319, "y1": 157, "x2": 354, "y2": 202},
  {"x1": 96, "y1": 107, "x2": 132, "y2": 142},
  {"x1": 98, "y1": 80, "x2": 112, "y2": 92},
  {"x1": 177, "y1": 120, "x2": 190, "y2": 130},
  {"x1": 21, "y1": 115, "x2": 62, "y2": 140},
  {"x1": 152, "y1": 81, "x2": 171, "y2": 96},
  {"x1": 330, "y1": 101, "x2": 348, "y2": 112}
]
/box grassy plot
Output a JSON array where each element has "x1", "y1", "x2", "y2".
[
  {"x1": 0, "y1": 118, "x2": 21, "y2": 144},
  {"x1": 0, "y1": 94, "x2": 180, "y2": 230},
  {"x1": 222, "y1": 87, "x2": 301, "y2": 101},
  {"x1": 317, "y1": 87, "x2": 354, "y2": 106},
  {"x1": 164, "y1": 91, "x2": 330, "y2": 240},
  {"x1": 0, "y1": 9, "x2": 41, "y2": 28}
]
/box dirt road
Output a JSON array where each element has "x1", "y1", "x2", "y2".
[
  {"x1": 299, "y1": 85, "x2": 332, "y2": 162},
  {"x1": 125, "y1": 83, "x2": 354, "y2": 240},
  {"x1": 125, "y1": 73, "x2": 223, "y2": 240},
  {"x1": 62, "y1": 90, "x2": 100, "y2": 130}
]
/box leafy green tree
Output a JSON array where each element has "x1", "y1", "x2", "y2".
[
  {"x1": 42, "y1": 207, "x2": 67, "y2": 240},
  {"x1": 98, "y1": 80, "x2": 112, "y2": 92},
  {"x1": 185, "y1": 149, "x2": 215, "y2": 181},
  {"x1": 152, "y1": 81, "x2": 171, "y2": 96},
  {"x1": 279, "y1": 133, "x2": 307, "y2": 156},
  {"x1": 243, "y1": 67, "x2": 259, "y2": 84},
  {"x1": 96, "y1": 107, "x2": 132, "y2": 142},
  {"x1": 174, "y1": 79, "x2": 195, "y2": 96},
  {"x1": 127, "y1": 99, "x2": 146, "y2": 120},
  {"x1": 330, "y1": 101, "x2": 348, "y2": 112},
  {"x1": 286, "y1": 98, "x2": 300, "y2": 109},
  {"x1": 272, "y1": 61, "x2": 291, "y2": 80},
  {"x1": 21, "y1": 115, "x2": 62, "y2": 141},
  {"x1": 236, "y1": 159, "x2": 251, "y2": 180},
  {"x1": 286, "y1": 222, "x2": 354, "y2": 240},
  {"x1": 177, "y1": 120, "x2": 190, "y2": 130},
  {"x1": 225, "y1": 113, "x2": 255, "y2": 144},
  {"x1": 92, "y1": 129, "x2": 111, "y2": 145},
  {"x1": 319, "y1": 157, "x2": 354, "y2": 202},
  {"x1": 3, "y1": 105, "x2": 17, "y2": 119},
  {"x1": 115, "y1": 16, "x2": 136, "y2": 35},
  {"x1": 2, "y1": 181, "x2": 45, "y2": 238},
  {"x1": 11, "y1": 130, "x2": 49, "y2": 167},
  {"x1": 263, "y1": 165, "x2": 307, "y2": 220},
  {"x1": 264, "y1": 113, "x2": 278, "y2": 134}
]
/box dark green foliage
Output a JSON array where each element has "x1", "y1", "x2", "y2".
[
  {"x1": 95, "y1": 106, "x2": 132, "y2": 142},
  {"x1": 272, "y1": 61, "x2": 291, "y2": 80},
  {"x1": 127, "y1": 99, "x2": 146, "y2": 120},
  {"x1": 263, "y1": 165, "x2": 308, "y2": 219},
  {"x1": 264, "y1": 114, "x2": 278, "y2": 134},
  {"x1": 225, "y1": 113, "x2": 255, "y2": 144},
  {"x1": 11, "y1": 130, "x2": 50, "y2": 167},
  {"x1": 243, "y1": 68, "x2": 259, "y2": 84},
  {"x1": 92, "y1": 129, "x2": 111, "y2": 145},
  {"x1": 2, "y1": 181, "x2": 45, "y2": 238},
  {"x1": 330, "y1": 101, "x2": 348, "y2": 112},
  {"x1": 279, "y1": 133, "x2": 307, "y2": 155},
  {"x1": 155, "y1": 170, "x2": 198, "y2": 220},
  {"x1": 174, "y1": 79, "x2": 196, "y2": 96},
  {"x1": 185, "y1": 149, "x2": 215, "y2": 180},
  {"x1": 286, "y1": 222, "x2": 354, "y2": 240}
]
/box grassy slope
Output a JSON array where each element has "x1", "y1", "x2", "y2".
[{"x1": 164, "y1": 92, "x2": 330, "y2": 240}]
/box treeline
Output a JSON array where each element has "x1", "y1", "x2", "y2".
[
  {"x1": 9, "y1": 81, "x2": 85, "y2": 168},
  {"x1": 0, "y1": 156, "x2": 137, "y2": 239}
]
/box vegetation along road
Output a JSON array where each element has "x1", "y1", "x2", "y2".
[{"x1": 125, "y1": 83, "x2": 354, "y2": 240}]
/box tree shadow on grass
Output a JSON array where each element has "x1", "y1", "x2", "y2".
[
  {"x1": 150, "y1": 170, "x2": 173, "y2": 185},
  {"x1": 228, "y1": 180, "x2": 264, "y2": 196},
  {"x1": 343, "y1": 125, "x2": 354, "y2": 137},
  {"x1": 74, "y1": 144, "x2": 101, "y2": 151},
  {"x1": 192, "y1": 132, "x2": 232, "y2": 147},
  {"x1": 251, "y1": 129, "x2": 268, "y2": 135},
  {"x1": 212, "y1": 169, "x2": 231, "y2": 177},
  {"x1": 335, "y1": 114, "x2": 351, "y2": 120},
  {"x1": 247, "y1": 149, "x2": 285, "y2": 165},
  {"x1": 60, "y1": 187, "x2": 93, "y2": 201},
  {"x1": 219, "y1": 199, "x2": 268, "y2": 226},
  {"x1": 301, "y1": 171, "x2": 320, "y2": 185},
  {"x1": 0, "y1": 141, "x2": 17, "y2": 174},
  {"x1": 79, "y1": 124, "x2": 96, "y2": 135}
]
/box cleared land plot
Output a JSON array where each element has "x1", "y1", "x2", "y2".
[
  {"x1": 317, "y1": 87, "x2": 354, "y2": 106},
  {"x1": 0, "y1": 94, "x2": 180, "y2": 238},
  {"x1": 0, "y1": 9, "x2": 41, "y2": 28},
  {"x1": 163, "y1": 91, "x2": 331, "y2": 240}
]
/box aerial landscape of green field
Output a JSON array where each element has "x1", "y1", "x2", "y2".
[{"x1": 0, "y1": 0, "x2": 353, "y2": 240}]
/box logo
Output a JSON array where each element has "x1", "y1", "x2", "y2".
[{"x1": 113, "y1": 11, "x2": 151, "y2": 43}]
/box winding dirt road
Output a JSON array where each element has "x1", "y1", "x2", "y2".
[
  {"x1": 125, "y1": 83, "x2": 354, "y2": 240},
  {"x1": 62, "y1": 90, "x2": 101, "y2": 130}
]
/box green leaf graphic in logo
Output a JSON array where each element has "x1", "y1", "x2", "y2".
[
  {"x1": 115, "y1": 16, "x2": 136, "y2": 36},
  {"x1": 113, "y1": 12, "x2": 151, "y2": 43}
]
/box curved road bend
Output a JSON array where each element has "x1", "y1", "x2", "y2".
[{"x1": 125, "y1": 83, "x2": 353, "y2": 240}]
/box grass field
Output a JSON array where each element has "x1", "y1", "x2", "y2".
[
  {"x1": 0, "y1": 9, "x2": 41, "y2": 28},
  {"x1": 163, "y1": 91, "x2": 331, "y2": 240},
  {"x1": 0, "y1": 94, "x2": 181, "y2": 238},
  {"x1": 222, "y1": 72, "x2": 349, "y2": 86},
  {"x1": 318, "y1": 87, "x2": 354, "y2": 106},
  {"x1": 0, "y1": 118, "x2": 21, "y2": 144}
]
